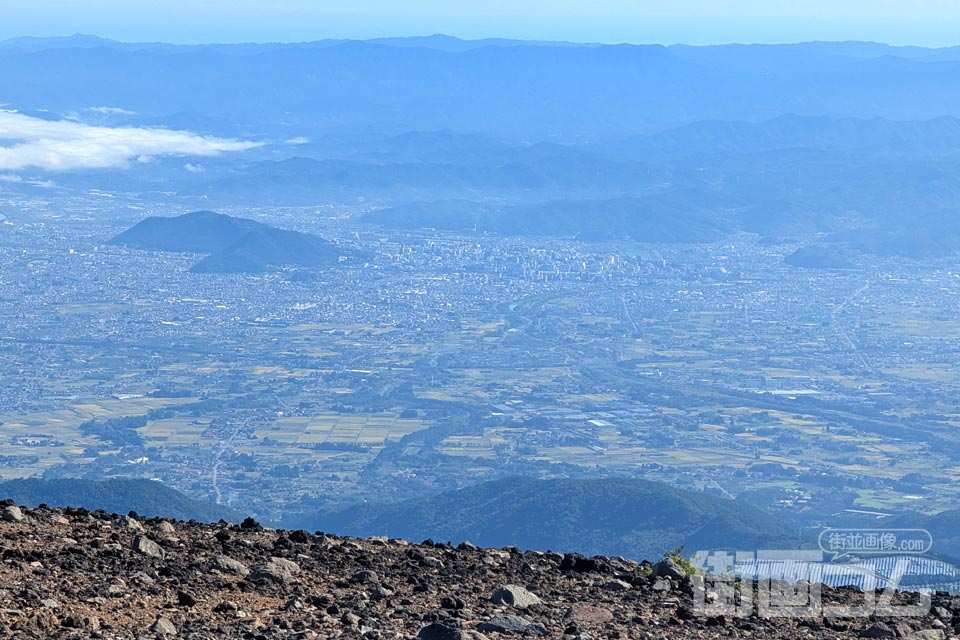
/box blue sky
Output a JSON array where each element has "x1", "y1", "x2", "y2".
[{"x1": 4, "y1": 0, "x2": 960, "y2": 46}]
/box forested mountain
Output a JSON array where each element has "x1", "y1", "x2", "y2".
[
  {"x1": 313, "y1": 477, "x2": 800, "y2": 561},
  {"x1": 0, "y1": 478, "x2": 238, "y2": 522}
]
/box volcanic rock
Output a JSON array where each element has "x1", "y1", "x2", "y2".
[
  {"x1": 563, "y1": 603, "x2": 614, "y2": 625},
  {"x1": 491, "y1": 584, "x2": 541, "y2": 609},
  {"x1": 132, "y1": 535, "x2": 165, "y2": 558},
  {"x1": 477, "y1": 613, "x2": 549, "y2": 636},
  {"x1": 653, "y1": 557, "x2": 687, "y2": 580},
  {"x1": 0, "y1": 501, "x2": 951, "y2": 640},
  {"x1": 251, "y1": 556, "x2": 300, "y2": 583},
  {"x1": 2, "y1": 505, "x2": 24, "y2": 523},
  {"x1": 213, "y1": 554, "x2": 250, "y2": 577},
  {"x1": 150, "y1": 615, "x2": 177, "y2": 635}
]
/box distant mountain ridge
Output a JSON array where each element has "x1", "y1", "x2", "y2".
[
  {"x1": 109, "y1": 210, "x2": 350, "y2": 273},
  {"x1": 7, "y1": 38, "x2": 960, "y2": 258},
  {"x1": 612, "y1": 114, "x2": 960, "y2": 158},
  {"x1": 367, "y1": 195, "x2": 731, "y2": 242},
  {"x1": 8, "y1": 37, "x2": 960, "y2": 140},
  {"x1": 0, "y1": 34, "x2": 952, "y2": 58},
  {"x1": 33, "y1": 115, "x2": 960, "y2": 258}
]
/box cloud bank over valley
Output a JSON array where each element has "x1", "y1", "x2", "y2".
[{"x1": 0, "y1": 110, "x2": 259, "y2": 172}]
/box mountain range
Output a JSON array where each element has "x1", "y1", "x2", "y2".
[
  {"x1": 310, "y1": 477, "x2": 800, "y2": 561},
  {"x1": 6, "y1": 36, "x2": 960, "y2": 140},
  {"x1": 2, "y1": 473, "x2": 800, "y2": 563},
  {"x1": 365, "y1": 196, "x2": 732, "y2": 242},
  {"x1": 7, "y1": 37, "x2": 960, "y2": 258}
]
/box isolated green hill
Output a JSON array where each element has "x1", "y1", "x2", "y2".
[
  {"x1": 110, "y1": 210, "x2": 350, "y2": 273},
  {"x1": 191, "y1": 227, "x2": 347, "y2": 273},
  {"x1": 0, "y1": 478, "x2": 239, "y2": 522},
  {"x1": 109, "y1": 210, "x2": 265, "y2": 253}
]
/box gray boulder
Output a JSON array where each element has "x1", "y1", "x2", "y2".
[
  {"x1": 602, "y1": 579, "x2": 631, "y2": 591},
  {"x1": 251, "y1": 557, "x2": 300, "y2": 583},
  {"x1": 351, "y1": 569, "x2": 379, "y2": 583},
  {"x1": 904, "y1": 632, "x2": 946, "y2": 640},
  {"x1": 860, "y1": 622, "x2": 897, "y2": 638},
  {"x1": 2, "y1": 505, "x2": 24, "y2": 523},
  {"x1": 132, "y1": 535, "x2": 164, "y2": 559},
  {"x1": 150, "y1": 616, "x2": 177, "y2": 636},
  {"x1": 478, "y1": 614, "x2": 548, "y2": 636},
  {"x1": 418, "y1": 620, "x2": 463, "y2": 640},
  {"x1": 652, "y1": 557, "x2": 686, "y2": 580},
  {"x1": 212, "y1": 554, "x2": 250, "y2": 577},
  {"x1": 491, "y1": 584, "x2": 541, "y2": 609}
]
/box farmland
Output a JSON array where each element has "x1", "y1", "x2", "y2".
[{"x1": 2, "y1": 198, "x2": 960, "y2": 524}]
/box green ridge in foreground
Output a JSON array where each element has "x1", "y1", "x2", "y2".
[
  {"x1": 313, "y1": 476, "x2": 800, "y2": 561},
  {"x1": 0, "y1": 478, "x2": 239, "y2": 523}
]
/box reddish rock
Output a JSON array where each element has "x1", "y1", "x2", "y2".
[{"x1": 563, "y1": 603, "x2": 615, "y2": 625}]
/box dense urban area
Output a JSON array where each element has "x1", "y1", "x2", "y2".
[{"x1": 1, "y1": 193, "x2": 958, "y2": 528}]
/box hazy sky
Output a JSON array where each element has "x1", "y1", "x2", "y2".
[{"x1": 3, "y1": 0, "x2": 960, "y2": 46}]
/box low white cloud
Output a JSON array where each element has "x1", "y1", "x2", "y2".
[
  {"x1": 184, "y1": 163, "x2": 205, "y2": 173},
  {"x1": 0, "y1": 110, "x2": 261, "y2": 171},
  {"x1": 286, "y1": 136, "x2": 311, "y2": 145},
  {"x1": 87, "y1": 106, "x2": 136, "y2": 116},
  {"x1": 0, "y1": 174, "x2": 55, "y2": 188}
]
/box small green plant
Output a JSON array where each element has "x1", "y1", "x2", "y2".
[{"x1": 660, "y1": 545, "x2": 698, "y2": 576}]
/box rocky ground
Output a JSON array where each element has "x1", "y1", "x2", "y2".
[{"x1": 0, "y1": 500, "x2": 957, "y2": 639}]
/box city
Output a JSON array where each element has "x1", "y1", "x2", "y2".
[{"x1": 1, "y1": 194, "x2": 958, "y2": 529}]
